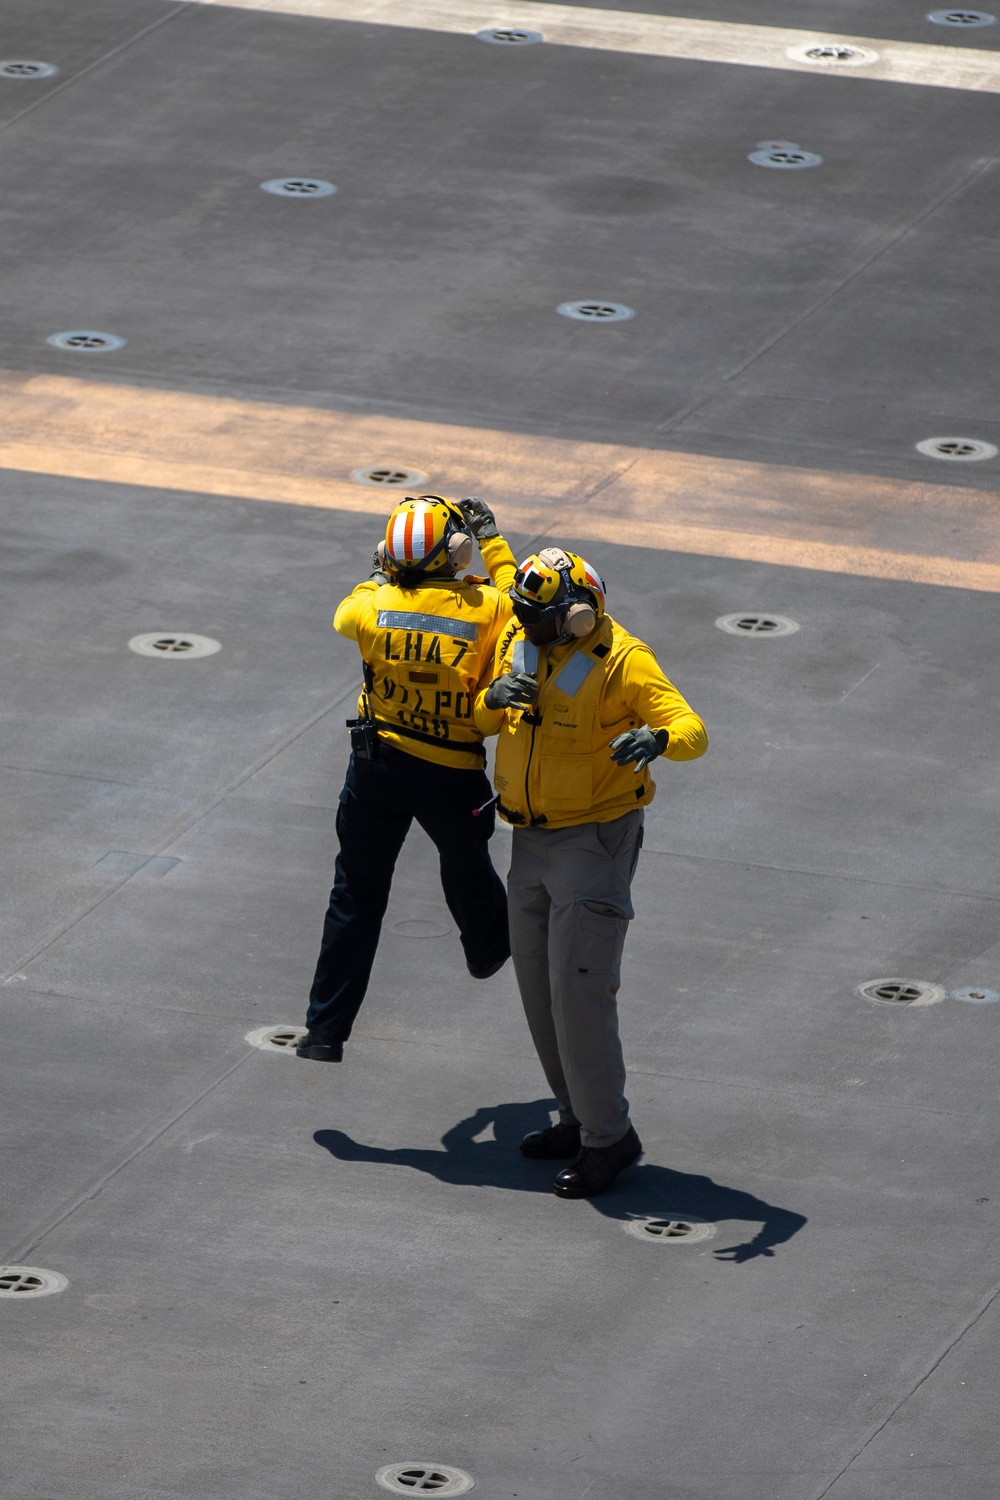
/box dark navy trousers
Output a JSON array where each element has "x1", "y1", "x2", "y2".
[{"x1": 306, "y1": 744, "x2": 510, "y2": 1043}]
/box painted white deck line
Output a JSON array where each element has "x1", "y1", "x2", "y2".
[{"x1": 187, "y1": 0, "x2": 1000, "y2": 93}]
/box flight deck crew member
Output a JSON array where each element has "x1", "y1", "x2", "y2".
[
  {"x1": 475, "y1": 548, "x2": 708, "y2": 1196},
  {"x1": 297, "y1": 496, "x2": 518, "y2": 1063}
]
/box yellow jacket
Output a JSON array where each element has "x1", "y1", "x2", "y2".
[
  {"x1": 335, "y1": 534, "x2": 517, "y2": 770},
  {"x1": 474, "y1": 614, "x2": 707, "y2": 828}
]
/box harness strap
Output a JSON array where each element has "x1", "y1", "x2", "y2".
[{"x1": 374, "y1": 717, "x2": 486, "y2": 762}]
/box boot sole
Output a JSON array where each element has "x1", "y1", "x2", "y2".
[
  {"x1": 467, "y1": 956, "x2": 510, "y2": 979},
  {"x1": 552, "y1": 1143, "x2": 643, "y2": 1198}
]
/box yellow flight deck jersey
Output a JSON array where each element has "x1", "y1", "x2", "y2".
[
  {"x1": 474, "y1": 614, "x2": 707, "y2": 829},
  {"x1": 334, "y1": 534, "x2": 517, "y2": 771}
]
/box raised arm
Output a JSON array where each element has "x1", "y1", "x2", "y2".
[{"x1": 457, "y1": 497, "x2": 518, "y2": 591}]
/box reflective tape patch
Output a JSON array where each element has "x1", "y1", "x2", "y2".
[
  {"x1": 553, "y1": 653, "x2": 597, "y2": 697},
  {"x1": 512, "y1": 639, "x2": 539, "y2": 674},
  {"x1": 377, "y1": 610, "x2": 479, "y2": 640}
]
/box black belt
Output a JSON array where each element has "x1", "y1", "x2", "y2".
[
  {"x1": 374, "y1": 717, "x2": 486, "y2": 762},
  {"x1": 496, "y1": 800, "x2": 546, "y2": 827}
]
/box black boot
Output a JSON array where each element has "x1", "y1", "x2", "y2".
[
  {"x1": 553, "y1": 1125, "x2": 643, "y2": 1198},
  {"x1": 295, "y1": 1031, "x2": 343, "y2": 1062},
  {"x1": 467, "y1": 953, "x2": 509, "y2": 979},
  {"x1": 520, "y1": 1121, "x2": 582, "y2": 1159}
]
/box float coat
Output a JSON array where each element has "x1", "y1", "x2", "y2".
[
  {"x1": 335, "y1": 534, "x2": 517, "y2": 771},
  {"x1": 475, "y1": 613, "x2": 707, "y2": 829}
]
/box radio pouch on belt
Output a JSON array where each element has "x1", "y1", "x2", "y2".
[{"x1": 346, "y1": 662, "x2": 380, "y2": 761}]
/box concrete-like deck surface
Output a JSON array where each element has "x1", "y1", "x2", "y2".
[{"x1": 3, "y1": 3, "x2": 999, "y2": 1498}]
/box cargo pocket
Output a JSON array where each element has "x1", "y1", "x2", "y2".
[
  {"x1": 596, "y1": 812, "x2": 642, "y2": 863},
  {"x1": 630, "y1": 823, "x2": 644, "y2": 882},
  {"x1": 593, "y1": 815, "x2": 643, "y2": 910},
  {"x1": 565, "y1": 900, "x2": 628, "y2": 977}
]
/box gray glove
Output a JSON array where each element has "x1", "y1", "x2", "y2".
[
  {"x1": 609, "y1": 726, "x2": 668, "y2": 772},
  {"x1": 457, "y1": 496, "x2": 500, "y2": 541},
  {"x1": 368, "y1": 547, "x2": 389, "y2": 584},
  {"x1": 484, "y1": 671, "x2": 538, "y2": 710}
]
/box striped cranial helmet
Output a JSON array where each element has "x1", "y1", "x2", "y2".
[
  {"x1": 510, "y1": 547, "x2": 606, "y2": 636},
  {"x1": 381, "y1": 496, "x2": 473, "y2": 578}
]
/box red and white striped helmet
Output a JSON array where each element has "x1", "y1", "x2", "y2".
[{"x1": 382, "y1": 496, "x2": 472, "y2": 577}]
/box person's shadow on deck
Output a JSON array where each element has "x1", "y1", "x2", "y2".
[{"x1": 314, "y1": 1099, "x2": 806, "y2": 1262}]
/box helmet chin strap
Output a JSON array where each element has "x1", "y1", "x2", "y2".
[{"x1": 378, "y1": 527, "x2": 470, "y2": 580}]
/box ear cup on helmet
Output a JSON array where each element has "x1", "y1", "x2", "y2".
[
  {"x1": 447, "y1": 531, "x2": 474, "y2": 570},
  {"x1": 375, "y1": 539, "x2": 389, "y2": 568},
  {"x1": 562, "y1": 601, "x2": 597, "y2": 637}
]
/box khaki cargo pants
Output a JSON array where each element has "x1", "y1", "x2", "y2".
[{"x1": 507, "y1": 809, "x2": 644, "y2": 1149}]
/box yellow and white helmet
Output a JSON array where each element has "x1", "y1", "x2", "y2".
[
  {"x1": 510, "y1": 547, "x2": 606, "y2": 637},
  {"x1": 378, "y1": 496, "x2": 473, "y2": 578}
]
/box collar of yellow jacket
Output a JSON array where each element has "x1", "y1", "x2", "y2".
[{"x1": 512, "y1": 614, "x2": 613, "y2": 679}]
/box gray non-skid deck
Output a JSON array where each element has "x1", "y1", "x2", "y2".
[{"x1": 3, "y1": 4, "x2": 999, "y2": 1499}]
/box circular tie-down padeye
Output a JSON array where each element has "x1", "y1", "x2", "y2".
[
  {"x1": 557, "y1": 300, "x2": 635, "y2": 323},
  {"x1": 475, "y1": 27, "x2": 543, "y2": 44},
  {"x1": 245, "y1": 1025, "x2": 309, "y2": 1053},
  {"x1": 0, "y1": 1266, "x2": 68, "y2": 1297},
  {"x1": 128, "y1": 632, "x2": 221, "y2": 659},
  {"x1": 787, "y1": 42, "x2": 880, "y2": 65},
  {"x1": 351, "y1": 465, "x2": 429, "y2": 489},
  {"x1": 260, "y1": 177, "x2": 336, "y2": 198},
  {"x1": 950, "y1": 986, "x2": 1000, "y2": 1005},
  {"x1": 749, "y1": 142, "x2": 823, "y2": 169},
  {"x1": 916, "y1": 436, "x2": 998, "y2": 462},
  {"x1": 927, "y1": 8, "x2": 996, "y2": 22},
  {"x1": 0, "y1": 59, "x2": 60, "y2": 78},
  {"x1": 623, "y1": 1216, "x2": 718, "y2": 1246},
  {"x1": 715, "y1": 612, "x2": 799, "y2": 638},
  {"x1": 857, "y1": 978, "x2": 947, "y2": 1008},
  {"x1": 47, "y1": 330, "x2": 126, "y2": 353},
  {"x1": 376, "y1": 1465, "x2": 474, "y2": 1497}
]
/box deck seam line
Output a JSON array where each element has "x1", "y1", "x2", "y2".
[
  {"x1": 658, "y1": 154, "x2": 999, "y2": 434},
  {"x1": 0, "y1": 679, "x2": 359, "y2": 983},
  {"x1": 0, "y1": 5, "x2": 193, "y2": 141},
  {"x1": 520, "y1": 456, "x2": 642, "y2": 555},
  {"x1": 0, "y1": 760, "x2": 174, "y2": 790},
  {"x1": 810, "y1": 1278, "x2": 1000, "y2": 1498},
  {"x1": 4, "y1": 1050, "x2": 255, "y2": 1265}
]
